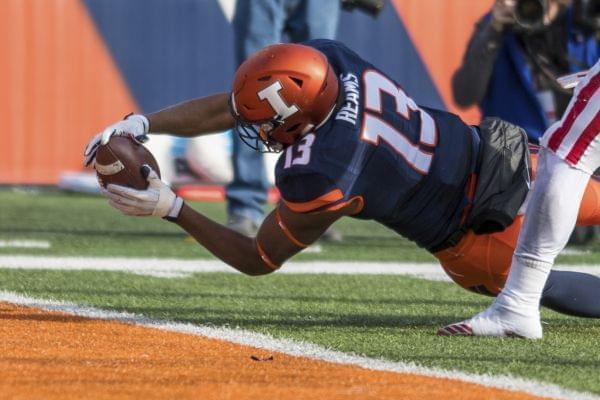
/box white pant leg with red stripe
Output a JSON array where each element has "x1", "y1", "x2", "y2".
[
  {"x1": 541, "y1": 59, "x2": 600, "y2": 174},
  {"x1": 491, "y1": 62, "x2": 600, "y2": 337},
  {"x1": 438, "y1": 63, "x2": 600, "y2": 338},
  {"x1": 515, "y1": 60, "x2": 600, "y2": 265}
]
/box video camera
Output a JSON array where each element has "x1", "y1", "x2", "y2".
[
  {"x1": 574, "y1": 0, "x2": 600, "y2": 33},
  {"x1": 513, "y1": 0, "x2": 600, "y2": 32},
  {"x1": 513, "y1": 0, "x2": 548, "y2": 30},
  {"x1": 340, "y1": 0, "x2": 384, "y2": 17}
]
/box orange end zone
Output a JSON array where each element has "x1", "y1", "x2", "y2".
[{"x1": 0, "y1": 302, "x2": 547, "y2": 400}]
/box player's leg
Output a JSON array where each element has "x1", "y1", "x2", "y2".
[
  {"x1": 440, "y1": 61, "x2": 600, "y2": 338},
  {"x1": 576, "y1": 176, "x2": 600, "y2": 225},
  {"x1": 492, "y1": 149, "x2": 590, "y2": 329},
  {"x1": 541, "y1": 270, "x2": 600, "y2": 318},
  {"x1": 531, "y1": 150, "x2": 600, "y2": 226},
  {"x1": 286, "y1": 0, "x2": 340, "y2": 42},
  {"x1": 226, "y1": 0, "x2": 284, "y2": 234},
  {"x1": 435, "y1": 217, "x2": 523, "y2": 296},
  {"x1": 437, "y1": 213, "x2": 600, "y2": 318},
  {"x1": 439, "y1": 150, "x2": 591, "y2": 337}
]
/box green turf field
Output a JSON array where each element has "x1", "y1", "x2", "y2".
[
  {"x1": 1, "y1": 189, "x2": 600, "y2": 394},
  {"x1": 3, "y1": 189, "x2": 600, "y2": 263},
  {"x1": 0, "y1": 189, "x2": 431, "y2": 262}
]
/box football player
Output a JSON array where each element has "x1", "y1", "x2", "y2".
[
  {"x1": 440, "y1": 60, "x2": 600, "y2": 338},
  {"x1": 85, "y1": 40, "x2": 600, "y2": 321}
]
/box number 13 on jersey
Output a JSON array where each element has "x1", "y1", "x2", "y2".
[{"x1": 361, "y1": 70, "x2": 438, "y2": 174}]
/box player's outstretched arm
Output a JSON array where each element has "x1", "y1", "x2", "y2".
[
  {"x1": 103, "y1": 164, "x2": 359, "y2": 275},
  {"x1": 175, "y1": 202, "x2": 354, "y2": 276},
  {"x1": 174, "y1": 203, "x2": 276, "y2": 276},
  {"x1": 146, "y1": 92, "x2": 234, "y2": 137},
  {"x1": 84, "y1": 93, "x2": 234, "y2": 167}
]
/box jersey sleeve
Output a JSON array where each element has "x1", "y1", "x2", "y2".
[
  {"x1": 274, "y1": 125, "x2": 361, "y2": 214},
  {"x1": 276, "y1": 170, "x2": 347, "y2": 213}
]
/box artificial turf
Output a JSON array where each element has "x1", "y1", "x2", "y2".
[
  {"x1": 1, "y1": 189, "x2": 599, "y2": 394},
  {"x1": 0, "y1": 189, "x2": 431, "y2": 262},
  {"x1": 2, "y1": 190, "x2": 600, "y2": 264},
  {"x1": 0, "y1": 269, "x2": 598, "y2": 394}
]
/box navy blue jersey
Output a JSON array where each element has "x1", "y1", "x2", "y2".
[{"x1": 274, "y1": 40, "x2": 479, "y2": 251}]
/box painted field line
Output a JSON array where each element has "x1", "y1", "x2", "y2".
[
  {"x1": 0, "y1": 255, "x2": 599, "y2": 281},
  {"x1": 0, "y1": 255, "x2": 450, "y2": 280},
  {"x1": 0, "y1": 240, "x2": 51, "y2": 249},
  {"x1": 0, "y1": 290, "x2": 596, "y2": 400}
]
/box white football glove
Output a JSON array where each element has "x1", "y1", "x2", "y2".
[
  {"x1": 102, "y1": 165, "x2": 184, "y2": 220},
  {"x1": 84, "y1": 114, "x2": 150, "y2": 167}
]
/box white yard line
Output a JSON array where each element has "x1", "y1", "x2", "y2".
[
  {"x1": 560, "y1": 248, "x2": 591, "y2": 256},
  {"x1": 0, "y1": 291, "x2": 596, "y2": 400},
  {"x1": 0, "y1": 240, "x2": 51, "y2": 249},
  {"x1": 0, "y1": 255, "x2": 449, "y2": 280},
  {"x1": 0, "y1": 255, "x2": 598, "y2": 281}
]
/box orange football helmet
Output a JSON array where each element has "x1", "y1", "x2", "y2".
[{"x1": 230, "y1": 43, "x2": 339, "y2": 152}]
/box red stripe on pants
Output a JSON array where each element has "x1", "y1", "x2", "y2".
[
  {"x1": 565, "y1": 111, "x2": 600, "y2": 165},
  {"x1": 547, "y1": 73, "x2": 600, "y2": 152}
]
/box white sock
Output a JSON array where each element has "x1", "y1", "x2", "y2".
[
  {"x1": 496, "y1": 150, "x2": 589, "y2": 317},
  {"x1": 495, "y1": 255, "x2": 551, "y2": 317}
]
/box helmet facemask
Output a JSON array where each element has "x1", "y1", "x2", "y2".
[{"x1": 229, "y1": 94, "x2": 285, "y2": 153}]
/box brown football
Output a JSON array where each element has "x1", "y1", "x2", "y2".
[{"x1": 95, "y1": 136, "x2": 161, "y2": 190}]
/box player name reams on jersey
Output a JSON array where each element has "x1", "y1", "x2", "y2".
[{"x1": 335, "y1": 73, "x2": 360, "y2": 126}]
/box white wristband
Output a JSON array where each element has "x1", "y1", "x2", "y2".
[{"x1": 165, "y1": 197, "x2": 184, "y2": 222}]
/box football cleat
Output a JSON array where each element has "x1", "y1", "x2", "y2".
[{"x1": 438, "y1": 303, "x2": 543, "y2": 339}]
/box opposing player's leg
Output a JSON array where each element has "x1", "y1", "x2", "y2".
[
  {"x1": 435, "y1": 162, "x2": 600, "y2": 297},
  {"x1": 438, "y1": 268, "x2": 600, "y2": 335},
  {"x1": 440, "y1": 60, "x2": 600, "y2": 338},
  {"x1": 437, "y1": 191, "x2": 600, "y2": 319},
  {"x1": 440, "y1": 149, "x2": 592, "y2": 338}
]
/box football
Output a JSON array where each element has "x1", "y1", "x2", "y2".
[{"x1": 95, "y1": 135, "x2": 161, "y2": 190}]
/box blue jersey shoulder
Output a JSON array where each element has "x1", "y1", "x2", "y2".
[
  {"x1": 275, "y1": 129, "x2": 355, "y2": 213},
  {"x1": 275, "y1": 40, "x2": 478, "y2": 250}
]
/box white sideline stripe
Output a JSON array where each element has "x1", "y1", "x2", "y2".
[
  {"x1": 560, "y1": 248, "x2": 591, "y2": 256},
  {"x1": 0, "y1": 255, "x2": 599, "y2": 281},
  {"x1": 0, "y1": 291, "x2": 596, "y2": 400},
  {"x1": 0, "y1": 255, "x2": 450, "y2": 280},
  {"x1": 0, "y1": 240, "x2": 51, "y2": 249}
]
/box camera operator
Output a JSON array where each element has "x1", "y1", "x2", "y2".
[
  {"x1": 453, "y1": 0, "x2": 598, "y2": 142},
  {"x1": 453, "y1": 0, "x2": 599, "y2": 244}
]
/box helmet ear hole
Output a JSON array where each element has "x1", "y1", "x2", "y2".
[{"x1": 290, "y1": 77, "x2": 304, "y2": 88}]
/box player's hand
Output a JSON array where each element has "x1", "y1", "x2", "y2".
[
  {"x1": 102, "y1": 165, "x2": 184, "y2": 220},
  {"x1": 84, "y1": 114, "x2": 150, "y2": 167},
  {"x1": 491, "y1": 0, "x2": 516, "y2": 31}
]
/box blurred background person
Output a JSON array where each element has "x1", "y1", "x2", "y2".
[
  {"x1": 452, "y1": 0, "x2": 600, "y2": 244},
  {"x1": 226, "y1": 0, "x2": 341, "y2": 238}
]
